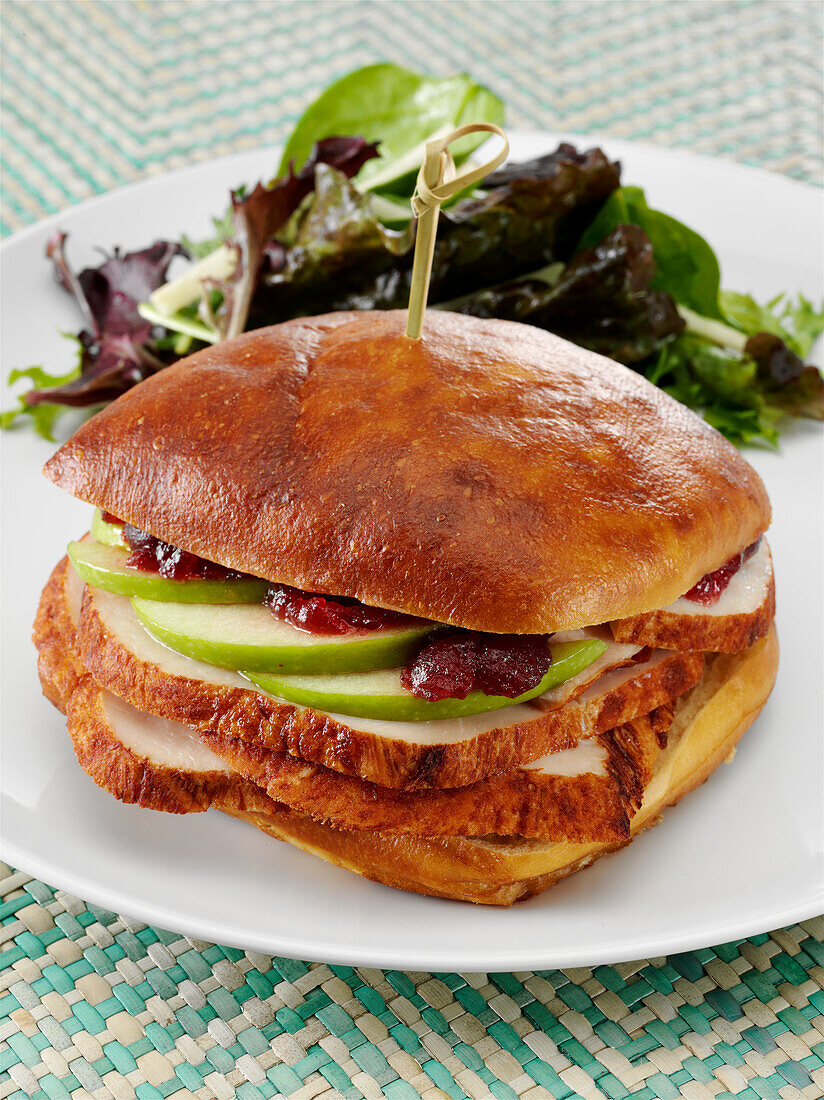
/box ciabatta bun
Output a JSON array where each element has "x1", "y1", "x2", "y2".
[{"x1": 44, "y1": 311, "x2": 770, "y2": 633}]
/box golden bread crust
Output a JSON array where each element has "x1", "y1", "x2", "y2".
[
  {"x1": 76, "y1": 576, "x2": 703, "y2": 788},
  {"x1": 44, "y1": 311, "x2": 770, "y2": 633},
  {"x1": 196, "y1": 707, "x2": 670, "y2": 841},
  {"x1": 227, "y1": 806, "x2": 627, "y2": 905},
  {"x1": 227, "y1": 628, "x2": 779, "y2": 904},
  {"x1": 645, "y1": 627, "x2": 779, "y2": 813}
]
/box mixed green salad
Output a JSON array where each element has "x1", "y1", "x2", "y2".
[{"x1": 3, "y1": 64, "x2": 822, "y2": 447}]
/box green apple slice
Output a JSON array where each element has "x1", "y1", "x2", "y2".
[
  {"x1": 68, "y1": 540, "x2": 269, "y2": 604},
  {"x1": 131, "y1": 598, "x2": 436, "y2": 674},
  {"x1": 246, "y1": 638, "x2": 608, "y2": 721},
  {"x1": 91, "y1": 509, "x2": 127, "y2": 548}
]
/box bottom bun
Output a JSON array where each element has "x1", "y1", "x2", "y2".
[{"x1": 224, "y1": 627, "x2": 779, "y2": 905}]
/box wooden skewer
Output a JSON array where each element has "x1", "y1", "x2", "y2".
[{"x1": 405, "y1": 122, "x2": 509, "y2": 340}]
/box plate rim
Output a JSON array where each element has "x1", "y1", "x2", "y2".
[
  {"x1": 1, "y1": 127, "x2": 821, "y2": 257},
  {"x1": 2, "y1": 130, "x2": 822, "y2": 968},
  {"x1": 2, "y1": 831, "x2": 822, "y2": 970}
]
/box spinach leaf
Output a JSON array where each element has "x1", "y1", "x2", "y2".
[
  {"x1": 577, "y1": 185, "x2": 723, "y2": 319},
  {"x1": 278, "y1": 65, "x2": 504, "y2": 195}
]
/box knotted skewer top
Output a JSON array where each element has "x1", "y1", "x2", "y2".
[{"x1": 405, "y1": 123, "x2": 509, "y2": 339}]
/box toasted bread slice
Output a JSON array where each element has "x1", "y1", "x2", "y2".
[
  {"x1": 75, "y1": 573, "x2": 703, "y2": 789},
  {"x1": 196, "y1": 708, "x2": 670, "y2": 840},
  {"x1": 228, "y1": 627, "x2": 778, "y2": 904},
  {"x1": 611, "y1": 539, "x2": 775, "y2": 653}
]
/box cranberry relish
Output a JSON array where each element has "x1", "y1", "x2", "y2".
[
  {"x1": 111, "y1": 515, "x2": 412, "y2": 626},
  {"x1": 683, "y1": 538, "x2": 761, "y2": 606},
  {"x1": 98, "y1": 515, "x2": 759, "y2": 701},
  {"x1": 264, "y1": 584, "x2": 412, "y2": 636},
  {"x1": 401, "y1": 632, "x2": 552, "y2": 702},
  {"x1": 106, "y1": 515, "x2": 552, "y2": 699},
  {"x1": 109, "y1": 517, "x2": 248, "y2": 582}
]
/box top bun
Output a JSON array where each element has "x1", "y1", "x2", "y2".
[{"x1": 45, "y1": 310, "x2": 770, "y2": 633}]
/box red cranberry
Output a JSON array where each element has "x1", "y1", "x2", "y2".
[
  {"x1": 684, "y1": 538, "x2": 761, "y2": 606},
  {"x1": 121, "y1": 525, "x2": 245, "y2": 581},
  {"x1": 265, "y1": 583, "x2": 412, "y2": 635},
  {"x1": 400, "y1": 632, "x2": 552, "y2": 701},
  {"x1": 100, "y1": 511, "x2": 124, "y2": 525}
]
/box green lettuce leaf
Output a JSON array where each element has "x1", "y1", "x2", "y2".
[
  {"x1": 644, "y1": 331, "x2": 824, "y2": 447},
  {"x1": 181, "y1": 204, "x2": 237, "y2": 260},
  {"x1": 720, "y1": 290, "x2": 824, "y2": 358},
  {"x1": 0, "y1": 359, "x2": 81, "y2": 441}
]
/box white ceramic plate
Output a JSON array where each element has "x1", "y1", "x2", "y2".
[{"x1": 1, "y1": 133, "x2": 822, "y2": 970}]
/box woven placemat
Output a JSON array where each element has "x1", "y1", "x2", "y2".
[
  {"x1": 2, "y1": 868, "x2": 823, "y2": 1100},
  {"x1": 2, "y1": 2, "x2": 823, "y2": 1097},
  {"x1": 1, "y1": 0, "x2": 822, "y2": 235}
]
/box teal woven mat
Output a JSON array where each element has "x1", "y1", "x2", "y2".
[
  {"x1": 1, "y1": 0, "x2": 822, "y2": 235},
  {"x1": 2, "y1": 2, "x2": 824, "y2": 1097},
  {"x1": 2, "y1": 868, "x2": 823, "y2": 1100}
]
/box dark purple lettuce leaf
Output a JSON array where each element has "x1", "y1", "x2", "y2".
[
  {"x1": 222, "y1": 136, "x2": 380, "y2": 338},
  {"x1": 249, "y1": 144, "x2": 622, "y2": 324},
  {"x1": 485, "y1": 142, "x2": 620, "y2": 190},
  {"x1": 17, "y1": 138, "x2": 379, "y2": 417},
  {"x1": 745, "y1": 332, "x2": 824, "y2": 420},
  {"x1": 45, "y1": 232, "x2": 95, "y2": 331},
  {"x1": 248, "y1": 165, "x2": 413, "y2": 326},
  {"x1": 454, "y1": 225, "x2": 684, "y2": 364},
  {"x1": 24, "y1": 235, "x2": 181, "y2": 408},
  {"x1": 431, "y1": 145, "x2": 622, "y2": 294}
]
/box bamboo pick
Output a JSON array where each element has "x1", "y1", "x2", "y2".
[{"x1": 405, "y1": 123, "x2": 509, "y2": 340}]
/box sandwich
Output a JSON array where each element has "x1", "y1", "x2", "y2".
[{"x1": 33, "y1": 309, "x2": 778, "y2": 905}]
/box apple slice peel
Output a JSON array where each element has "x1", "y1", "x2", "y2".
[
  {"x1": 68, "y1": 540, "x2": 270, "y2": 604},
  {"x1": 244, "y1": 639, "x2": 608, "y2": 722},
  {"x1": 132, "y1": 596, "x2": 436, "y2": 675}
]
